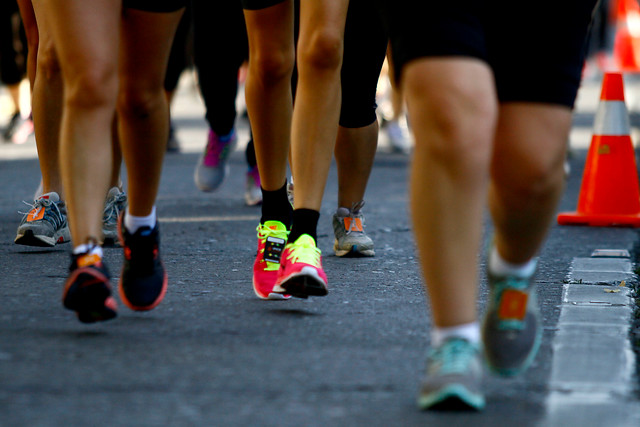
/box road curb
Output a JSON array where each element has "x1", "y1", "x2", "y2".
[{"x1": 546, "y1": 249, "x2": 639, "y2": 426}]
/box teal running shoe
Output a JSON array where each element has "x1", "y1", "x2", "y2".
[{"x1": 418, "y1": 337, "x2": 485, "y2": 411}]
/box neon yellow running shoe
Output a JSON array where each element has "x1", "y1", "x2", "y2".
[{"x1": 273, "y1": 234, "x2": 328, "y2": 299}]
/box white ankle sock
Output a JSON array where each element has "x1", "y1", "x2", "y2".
[
  {"x1": 124, "y1": 206, "x2": 156, "y2": 234},
  {"x1": 489, "y1": 246, "x2": 537, "y2": 278},
  {"x1": 73, "y1": 244, "x2": 103, "y2": 258},
  {"x1": 431, "y1": 321, "x2": 480, "y2": 347}
]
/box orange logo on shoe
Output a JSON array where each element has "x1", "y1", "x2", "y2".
[
  {"x1": 344, "y1": 217, "x2": 363, "y2": 232},
  {"x1": 77, "y1": 253, "x2": 101, "y2": 268},
  {"x1": 26, "y1": 207, "x2": 45, "y2": 222},
  {"x1": 498, "y1": 289, "x2": 528, "y2": 320}
]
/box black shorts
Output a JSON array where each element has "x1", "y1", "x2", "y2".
[
  {"x1": 124, "y1": 0, "x2": 187, "y2": 13},
  {"x1": 378, "y1": 0, "x2": 599, "y2": 108},
  {"x1": 241, "y1": 0, "x2": 285, "y2": 11},
  {"x1": 340, "y1": 0, "x2": 388, "y2": 128}
]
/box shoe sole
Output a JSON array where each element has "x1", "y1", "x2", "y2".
[
  {"x1": 273, "y1": 266, "x2": 328, "y2": 299},
  {"x1": 245, "y1": 197, "x2": 263, "y2": 207},
  {"x1": 15, "y1": 228, "x2": 70, "y2": 247},
  {"x1": 252, "y1": 277, "x2": 291, "y2": 301},
  {"x1": 417, "y1": 384, "x2": 485, "y2": 411},
  {"x1": 334, "y1": 245, "x2": 375, "y2": 257},
  {"x1": 119, "y1": 265, "x2": 168, "y2": 312},
  {"x1": 101, "y1": 230, "x2": 121, "y2": 247},
  {"x1": 333, "y1": 239, "x2": 375, "y2": 257},
  {"x1": 63, "y1": 268, "x2": 117, "y2": 323}
]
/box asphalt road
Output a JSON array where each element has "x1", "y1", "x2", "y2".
[{"x1": 0, "y1": 74, "x2": 639, "y2": 426}]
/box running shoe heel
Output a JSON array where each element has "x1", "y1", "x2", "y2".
[{"x1": 63, "y1": 253, "x2": 117, "y2": 324}]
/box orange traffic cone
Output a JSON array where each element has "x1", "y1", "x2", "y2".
[
  {"x1": 613, "y1": 0, "x2": 640, "y2": 72},
  {"x1": 557, "y1": 72, "x2": 640, "y2": 227}
]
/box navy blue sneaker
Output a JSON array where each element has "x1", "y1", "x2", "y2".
[
  {"x1": 118, "y1": 218, "x2": 167, "y2": 311},
  {"x1": 63, "y1": 251, "x2": 117, "y2": 323}
]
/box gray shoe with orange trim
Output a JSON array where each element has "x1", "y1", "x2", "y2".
[
  {"x1": 15, "y1": 192, "x2": 70, "y2": 247},
  {"x1": 332, "y1": 201, "x2": 374, "y2": 257}
]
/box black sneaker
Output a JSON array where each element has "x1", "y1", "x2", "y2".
[
  {"x1": 118, "y1": 218, "x2": 167, "y2": 311},
  {"x1": 62, "y1": 251, "x2": 118, "y2": 323}
]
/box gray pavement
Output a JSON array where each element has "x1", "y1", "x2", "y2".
[{"x1": 0, "y1": 74, "x2": 639, "y2": 426}]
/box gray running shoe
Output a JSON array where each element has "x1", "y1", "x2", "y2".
[
  {"x1": 417, "y1": 337, "x2": 485, "y2": 411},
  {"x1": 15, "y1": 192, "x2": 70, "y2": 247},
  {"x1": 286, "y1": 179, "x2": 294, "y2": 208},
  {"x1": 332, "y1": 201, "x2": 374, "y2": 257},
  {"x1": 386, "y1": 117, "x2": 412, "y2": 154},
  {"x1": 194, "y1": 129, "x2": 237, "y2": 192},
  {"x1": 102, "y1": 187, "x2": 127, "y2": 246},
  {"x1": 166, "y1": 123, "x2": 180, "y2": 153},
  {"x1": 482, "y1": 267, "x2": 541, "y2": 377},
  {"x1": 245, "y1": 166, "x2": 262, "y2": 206}
]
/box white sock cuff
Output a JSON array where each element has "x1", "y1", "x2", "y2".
[
  {"x1": 124, "y1": 206, "x2": 157, "y2": 234},
  {"x1": 489, "y1": 245, "x2": 537, "y2": 278},
  {"x1": 431, "y1": 321, "x2": 480, "y2": 347},
  {"x1": 72, "y1": 244, "x2": 103, "y2": 258}
]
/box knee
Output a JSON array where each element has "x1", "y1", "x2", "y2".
[
  {"x1": 409, "y1": 82, "x2": 497, "y2": 169},
  {"x1": 494, "y1": 151, "x2": 565, "y2": 200},
  {"x1": 117, "y1": 85, "x2": 164, "y2": 120},
  {"x1": 64, "y1": 63, "x2": 117, "y2": 110},
  {"x1": 249, "y1": 47, "x2": 294, "y2": 85},
  {"x1": 297, "y1": 29, "x2": 343, "y2": 73},
  {"x1": 36, "y1": 42, "x2": 61, "y2": 81}
]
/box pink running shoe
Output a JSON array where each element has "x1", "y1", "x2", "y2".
[
  {"x1": 253, "y1": 221, "x2": 290, "y2": 300},
  {"x1": 194, "y1": 129, "x2": 237, "y2": 192},
  {"x1": 273, "y1": 234, "x2": 328, "y2": 299}
]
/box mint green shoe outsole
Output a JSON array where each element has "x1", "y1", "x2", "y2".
[{"x1": 418, "y1": 384, "x2": 485, "y2": 411}]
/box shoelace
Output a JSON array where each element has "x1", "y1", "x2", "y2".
[
  {"x1": 103, "y1": 192, "x2": 127, "y2": 222},
  {"x1": 204, "y1": 132, "x2": 234, "y2": 167},
  {"x1": 343, "y1": 200, "x2": 366, "y2": 235},
  {"x1": 256, "y1": 224, "x2": 289, "y2": 271},
  {"x1": 20, "y1": 198, "x2": 65, "y2": 228},
  {"x1": 429, "y1": 338, "x2": 477, "y2": 375},
  {"x1": 286, "y1": 237, "x2": 321, "y2": 266}
]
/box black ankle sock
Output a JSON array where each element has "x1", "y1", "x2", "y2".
[
  {"x1": 260, "y1": 182, "x2": 292, "y2": 227},
  {"x1": 289, "y1": 209, "x2": 320, "y2": 244}
]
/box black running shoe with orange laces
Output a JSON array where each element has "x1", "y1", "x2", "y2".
[
  {"x1": 62, "y1": 251, "x2": 118, "y2": 323},
  {"x1": 118, "y1": 220, "x2": 168, "y2": 311}
]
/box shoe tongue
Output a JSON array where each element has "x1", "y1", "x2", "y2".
[
  {"x1": 40, "y1": 192, "x2": 60, "y2": 202},
  {"x1": 263, "y1": 220, "x2": 286, "y2": 231},
  {"x1": 336, "y1": 207, "x2": 350, "y2": 217},
  {"x1": 106, "y1": 187, "x2": 121, "y2": 198}
]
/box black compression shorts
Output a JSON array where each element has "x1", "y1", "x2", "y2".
[
  {"x1": 339, "y1": 0, "x2": 388, "y2": 128},
  {"x1": 124, "y1": 0, "x2": 187, "y2": 13},
  {"x1": 241, "y1": 0, "x2": 285, "y2": 11},
  {"x1": 378, "y1": 0, "x2": 599, "y2": 108}
]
